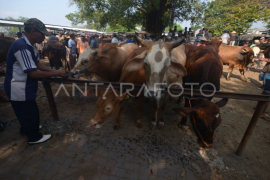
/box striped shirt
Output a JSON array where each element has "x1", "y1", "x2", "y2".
[{"x1": 4, "y1": 33, "x2": 39, "y2": 101}]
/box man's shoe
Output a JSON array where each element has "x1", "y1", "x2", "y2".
[
  {"x1": 1, "y1": 121, "x2": 10, "y2": 128},
  {"x1": 28, "y1": 134, "x2": 51, "y2": 144},
  {"x1": 257, "y1": 86, "x2": 264, "y2": 90}
]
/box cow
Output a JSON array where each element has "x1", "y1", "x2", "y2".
[
  {"x1": 173, "y1": 98, "x2": 228, "y2": 148},
  {"x1": 117, "y1": 37, "x2": 186, "y2": 129},
  {"x1": 218, "y1": 44, "x2": 260, "y2": 81},
  {"x1": 175, "y1": 39, "x2": 227, "y2": 147},
  {"x1": 0, "y1": 36, "x2": 15, "y2": 66},
  {"x1": 99, "y1": 42, "x2": 126, "y2": 51},
  {"x1": 90, "y1": 45, "x2": 187, "y2": 129},
  {"x1": 43, "y1": 40, "x2": 70, "y2": 70},
  {"x1": 72, "y1": 43, "x2": 138, "y2": 81}
]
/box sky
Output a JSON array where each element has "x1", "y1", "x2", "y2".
[{"x1": 0, "y1": 0, "x2": 267, "y2": 30}]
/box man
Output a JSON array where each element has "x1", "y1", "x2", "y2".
[
  {"x1": 158, "y1": 35, "x2": 166, "y2": 42},
  {"x1": 260, "y1": 37, "x2": 265, "y2": 44},
  {"x1": 166, "y1": 36, "x2": 172, "y2": 42},
  {"x1": 77, "y1": 33, "x2": 89, "y2": 55},
  {"x1": 183, "y1": 27, "x2": 188, "y2": 36},
  {"x1": 111, "y1": 33, "x2": 118, "y2": 43},
  {"x1": 208, "y1": 30, "x2": 213, "y2": 40},
  {"x1": 89, "y1": 34, "x2": 99, "y2": 49},
  {"x1": 229, "y1": 31, "x2": 238, "y2": 46},
  {"x1": 189, "y1": 32, "x2": 196, "y2": 45},
  {"x1": 178, "y1": 31, "x2": 183, "y2": 37},
  {"x1": 57, "y1": 32, "x2": 65, "y2": 43},
  {"x1": 64, "y1": 32, "x2": 70, "y2": 47},
  {"x1": 250, "y1": 40, "x2": 259, "y2": 47},
  {"x1": 48, "y1": 30, "x2": 59, "y2": 41},
  {"x1": 17, "y1": 32, "x2": 22, "y2": 38},
  {"x1": 173, "y1": 34, "x2": 179, "y2": 41},
  {"x1": 4, "y1": 18, "x2": 68, "y2": 144},
  {"x1": 197, "y1": 36, "x2": 208, "y2": 46},
  {"x1": 126, "y1": 35, "x2": 134, "y2": 43},
  {"x1": 221, "y1": 30, "x2": 230, "y2": 45},
  {"x1": 204, "y1": 28, "x2": 210, "y2": 40},
  {"x1": 196, "y1": 30, "x2": 203, "y2": 45},
  {"x1": 68, "y1": 32, "x2": 77, "y2": 69},
  {"x1": 145, "y1": 34, "x2": 152, "y2": 42}
]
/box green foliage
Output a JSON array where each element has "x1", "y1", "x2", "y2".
[
  {"x1": 190, "y1": 24, "x2": 202, "y2": 32},
  {"x1": 0, "y1": 16, "x2": 29, "y2": 36},
  {"x1": 106, "y1": 24, "x2": 137, "y2": 33},
  {"x1": 202, "y1": 0, "x2": 270, "y2": 36},
  {"x1": 165, "y1": 24, "x2": 183, "y2": 32},
  {"x1": 66, "y1": 0, "x2": 206, "y2": 35}
]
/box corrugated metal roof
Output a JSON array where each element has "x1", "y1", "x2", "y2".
[{"x1": 0, "y1": 19, "x2": 97, "y2": 32}]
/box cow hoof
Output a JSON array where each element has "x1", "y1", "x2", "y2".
[
  {"x1": 136, "y1": 122, "x2": 142, "y2": 129},
  {"x1": 113, "y1": 124, "x2": 120, "y2": 130},
  {"x1": 178, "y1": 123, "x2": 187, "y2": 128},
  {"x1": 149, "y1": 122, "x2": 156, "y2": 130},
  {"x1": 157, "y1": 123, "x2": 164, "y2": 130},
  {"x1": 227, "y1": 77, "x2": 231, "y2": 81},
  {"x1": 242, "y1": 78, "x2": 247, "y2": 82}
]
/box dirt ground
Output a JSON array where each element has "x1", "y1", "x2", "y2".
[{"x1": 0, "y1": 59, "x2": 270, "y2": 180}]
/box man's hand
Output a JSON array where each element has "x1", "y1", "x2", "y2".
[{"x1": 57, "y1": 70, "x2": 69, "y2": 77}]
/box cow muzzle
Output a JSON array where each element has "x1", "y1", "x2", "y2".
[{"x1": 90, "y1": 119, "x2": 102, "y2": 128}]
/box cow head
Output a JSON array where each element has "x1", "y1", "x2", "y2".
[
  {"x1": 173, "y1": 98, "x2": 228, "y2": 148},
  {"x1": 90, "y1": 89, "x2": 127, "y2": 128},
  {"x1": 251, "y1": 47, "x2": 260, "y2": 60},
  {"x1": 120, "y1": 36, "x2": 186, "y2": 100},
  {"x1": 71, "y1": 46, "x2": 98, "y2": 73}
]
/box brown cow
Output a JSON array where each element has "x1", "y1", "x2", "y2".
[
  {"x1": 99, "y1": 42, "x2": 126, "y2": 51},
  {"x1": 176, "y1": 39, "x2": 226, "y2": 147},
  {"x1": 43, "y1": 40, "x2": 69, "y2": 70},
  {"x1": 0, "y1": 36, "x2": 15, "y2": 65},
  {"x1": 72, "y1": 43, "x2": 138, "y2": 81},
  {"x1": 119, "y1": 37, "x2": 186, "y2": 129},
  {"x1": 90, "y1": 49, "x2": 146, "y2": 129},
  {"x1": 174, "y1": 98, "x2": 228, "y2": 148},
  {"x1": 219, "y1": 44, "x2": 260, "y2": 81}
]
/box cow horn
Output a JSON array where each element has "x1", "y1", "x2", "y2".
[
  {"x1": 168, "y1": 38, "x2": 185, "y2": 51},
  {"x1": 135, "y1": 36, "x2": 147, "y2": 46}
]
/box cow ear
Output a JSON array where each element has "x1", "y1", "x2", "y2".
[
  {"x1": 168, "y1": 61, "x2": 187, "y2": 77},
  {"x1": 116, "y1": 92, "x2": 128, "y2": 102},
  {"x1": 173, "y1": 107, "x2": 197, "y2": 116},
  {"x1": 240, "y1": 47, "x2": 250, "y2": 54},
  {"x1": 215, "y1": 98, "x2": 228, "y2": 107},
  {"x1": 123, "y1": 51, "x2": 146, "y2": 72}
]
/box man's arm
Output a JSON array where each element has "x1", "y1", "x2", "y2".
[
  {"x1": 28, "y1": 69, "x2": 68, "y2": 79},
  {"x1": 37, "y1": 62, "x2": 54, "y2": 71}
]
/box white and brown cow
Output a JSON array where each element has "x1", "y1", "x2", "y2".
[{"x1": 119, "y1": 37, "x2": 187, "y2": 129}]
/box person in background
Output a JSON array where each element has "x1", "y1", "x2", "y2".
[
  {"x1": 126, "y1": 35, "x2": 134, "y2": 43},
  {"x1": 173, "y1": 34, "x2": 179, "y2": 41},
  {"x1": 189, "y1": 32, "x2": 196, "y2": 45},
  {"x1": 208, "y1": 30, "x2": 212, "y2": 40},
  {"x1": 48, "y1": 30, "x2": 59, "y2": 41},
  {"x1": 159, "y1": 35, "x2": 166, "y2": 42},
  {"x1": 64, "y1": 32, "x2": 70, "y2": 47},
  {"x1": 185, "y1": 33, "x2": 190, "y2": 43},
  {"x1": 90, "y1": 34, "x2": 99, "y2": 49},
  {"x1": 229, "y1": 31, "x2": 237, "y2": 46},
  {"x1": 181, "y1": 35, "x2": 187, "y2": 44},
  {"x1": 167, "y1": 36, "x2": 172, "y2": 42},
  {"x1": 197, "y1": 37, "x2": 208, "y2": 46},
  {"x1": 16, "y1": 32, "x2": 22, "y2": 38},
  {"x1": 202, "y1": 28, "x2": 206, "y2": 36},
  {"x1": 4, "y1": 18, "x2": 68, "y2": 144},
  {"x1": 221, "y1": 30, "x2": 230, "y2": 45},
  {"x1": 183, "y1": 27, "x2": 188, "y2": 36},
  {"x1": 250, "y1": 40, "x2": 259, "y2": 47},
  {"x1": 77, "y1": 33, "x2": 89, "y2": 56},
  {"x1": 204, "y1": 28, "x2": 209, "y2": 40},
  {"x1": 99, "y1": 34, "x2": 104, "y2": 40},
  {"x1": 196, "y1": 30, "x2": 203, "y2": 46},
  {"x1": 111, "y1": 33, "x2": 118, "y2": 43},
  {"x1": 260, "y1": 37, "x2": 265, "y2": 44},
  {"x1": 57, "y1": 32, "x2": 65, "y2": 43},
  {"x1": 68, "y1": 32, "x2": 77, "y2": 69},
  {"x1": 36, "y1": 41, "x2": 43, "y2": 60},
  {"x1": 258, "y1": 49, "x2": 270, "y2": 90},
  {"x1": 178, "y1": 31, "x2": 183, "y2": 38},
  {"x1": 118, "y1": 36, "x2": 123, "y2": 43},
  {"x1": 145, "y1": 34, "x2": 153, "y2": 42}
]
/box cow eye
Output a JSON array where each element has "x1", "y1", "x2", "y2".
[
  {"x1": 84, "y1": 60, "x2": 89, "y2": 64},
  {"x1": 106, "y1": 106, "x2": 111, "y2": 110}
]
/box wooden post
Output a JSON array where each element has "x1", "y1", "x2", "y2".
[
  {"x1": 235, "y1": 101, "x2": 267, "y2": 156},
  {"x1": 43, "y1": 81, "x2": 59, "y2": 121}
]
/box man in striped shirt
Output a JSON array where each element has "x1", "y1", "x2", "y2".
[{"x1": 4, "y1": 18, "x2": 68, "y2": 144}]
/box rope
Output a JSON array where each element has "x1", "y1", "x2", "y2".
[{"x1": 156, "y1": 81, "x2": 167, "y2": 103}]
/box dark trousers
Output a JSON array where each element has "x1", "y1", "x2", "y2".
[
  {"x1": 10, "y1": 100, "x2": 42, "y2": 142},
  {"x1": 38, "y1": 50, "x2": 43, "y2": 59}
]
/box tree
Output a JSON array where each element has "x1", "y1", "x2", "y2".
[
  {"x1": 201, "y1": 0, "x2": 270, "y2": 36},
  {"x1": 165, "y1": 24, "x2": 183, "y2": 33},
  {"x1": 190, "y1": 24, "x2": 202, "y2": 32},
  {"x1": 106, "y1": 24, "x2": 137, "y2": 33},
  {"x1": 0, "y1": 16, "x2": 29, "y2": 36},
  {"x1": 66, "y1": 0, "x2": 206, "y2": 37}
]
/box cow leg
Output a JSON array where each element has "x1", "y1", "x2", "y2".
[
  {"x1": 114, "y1": 107, "x2": 123, "y2": 130},
  {"x1": 149, "y1": 100, "x2": 159, "y2": 130},
  {"x1": 239, "y1": 69, "x2": 247, "y2": 82},
  {"x1": 227, "y1": 64, "x2": 234, "y2": 80},
  {"x1": 136, "y1": 95, "x2": 144, "y2": 128},
  {"x1": 158, "y1": 93, "x2": 169, "y2": 130},
  {"x1": 178, "y1": 98, "x2": 189, "y2": 128}
]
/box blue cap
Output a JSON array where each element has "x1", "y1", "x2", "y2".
[{"x1": 90, "y1": 34, "x2": 95, "y2": 37}]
